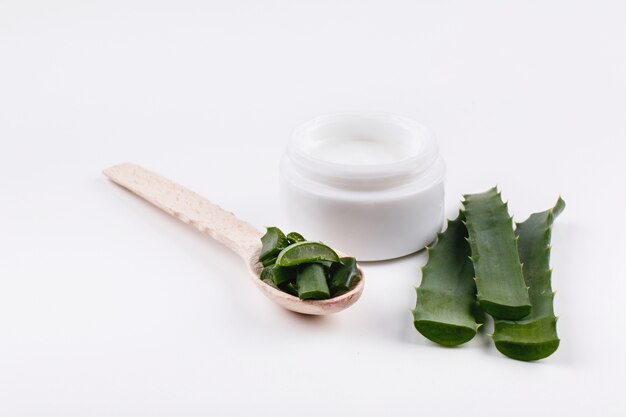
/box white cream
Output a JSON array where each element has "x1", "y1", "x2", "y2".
[
  {"x1": 307, "y1": 137, "x2": 408, "y2": 165},
  {"x1": 299, "y1": 116, "x2": 422, "y2": 166}
]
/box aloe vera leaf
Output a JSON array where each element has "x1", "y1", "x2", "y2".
[
  {"x1": 463, "y1": 188, "x2": 531, "y2": 320},
  {"x1": 260, "y1": 267, "x2": 281, "y2": 290},
  {"x1": 271, "y1": 264, "x2": 295, "y2": 286},
  {"x1": 279, "y1": 281, "x2": 299, "y2": 297},
  {"x1": 261, "y1": 256, "x2": 277, "y2": 268},
  {"x1": 286, "y1": 232, "x2": 306, "y2": 244},
  {"x1": 492, "y1": 198, "x2": 565, "y2": 361},
  {"x1": 276, "y1": 241, "x2": 340, "y2": 267},
  {"x1": 296, "y1": 263, "x2": 330, "y2": 300},
  {"x1": 259, "y1": 227, "x2": 290, "y2": 262},
  {"x1": 412, "y1": 216, "x2": 481, "y2": 347},
  {"x1": 329, "y1": 257, "x2": 361, "y2": 296}
]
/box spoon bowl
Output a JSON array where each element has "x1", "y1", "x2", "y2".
[
  {"x1": 247, "y1": 247, "x2": 364, "y2": 315},
  {"x1": 104, "y1": 163, "x2": 364, "y2": 315}
]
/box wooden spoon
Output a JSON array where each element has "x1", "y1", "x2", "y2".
[{"x1": 103, "y1": 163, "x2": 364, "y2": 315}]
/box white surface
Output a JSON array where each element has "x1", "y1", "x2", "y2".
[{"x1": 1, "y1": 1, "x2": 625, "y2": 416}]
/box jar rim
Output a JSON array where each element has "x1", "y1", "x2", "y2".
[{"x1": 287, "y1": 112, "x2": 439, "y2": 190}]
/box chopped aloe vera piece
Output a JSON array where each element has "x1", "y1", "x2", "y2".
[
  {"x1": 261, "y1": 256, "x2": 277, "y2": 267},
  {"x1": 271, "y1": 264, "x2": 295, "y2": 286},
  {"x1": 261, "y1": 265, "x2": 295, "y2": 291},
  {"x1": 260, "y1": 267, "x2": 280, "y2": 289},
  {"x1": 318, "y1": 261, "x2": 334, "y2": 269},
  {"x1": 492, "y1": 198, "x2": 565, "y2": 361},
  {"x1": 258, "y1": 228, "x2": 345, "y2": 299},
  {"x1": 277, "y1": 241, "x2": 340, "y2": 267},
  {"x1": 259, "y1": 227, "x2": 290, "y2": 262},
  {"x1": 261, "y1": 278, "x2": 279, "y2": 289},
  {"x1": 279, "y1": 281, "x2": 298, "y2": 296},
  {"x1": 260, "y1": 266, "x2": 273, "y2": 281},
  {"x1": 261, "y1": 278, "x2": 274, "y2": 288},
  {"x1": 329, "y1": 257, "x2": 361, "y2": 295},
  {"x1": 286, "y1": 232, "x2": 306, "y2": 244},
  {"x1": 463, "y1": 188, "x2": 531, "y2": 320},
  {"x1": 412, "y1": 216, "x2": 481, "y2": 347},
  {"x1": 296, "y1": 263, "x2": 330, "y2": 300}
]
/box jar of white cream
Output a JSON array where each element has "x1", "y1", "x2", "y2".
[{"x1": 279, "y1": 112, "x2": 445, "y2": 261}]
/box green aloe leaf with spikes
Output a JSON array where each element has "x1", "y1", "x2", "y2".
[
  {"x1": 412, "y1": 215, "x2": 482, "y2": 347},
  {"x1": 492, "y1": 198, "x2": 565, "y2": 361},
  {"x1": 463, "y1": 188, "x2": 531, "y2": 320}
]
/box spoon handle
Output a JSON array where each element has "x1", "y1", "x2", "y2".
[{"x1": 103, "y1": 163, "x2": 262, "y2": 259}]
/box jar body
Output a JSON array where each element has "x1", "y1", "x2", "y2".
[
  {"x1": 279, "y1": 113, "x2": 445, "y2": 261},
  {"x1": 280, "y1": 156, "x2": 445, "y2": 261}
]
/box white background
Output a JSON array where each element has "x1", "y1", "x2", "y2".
[{"x1": 1, "y1": 1, "x2": 625, "y2": 416}]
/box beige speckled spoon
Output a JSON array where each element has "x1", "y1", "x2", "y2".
[{"x1": 103, "y1": 163, "x2": 364, "y2": 315}]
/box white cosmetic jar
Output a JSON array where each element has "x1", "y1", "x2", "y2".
[{"x1": 279, "y1": 112, "x2": 445, "y2": 261}]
